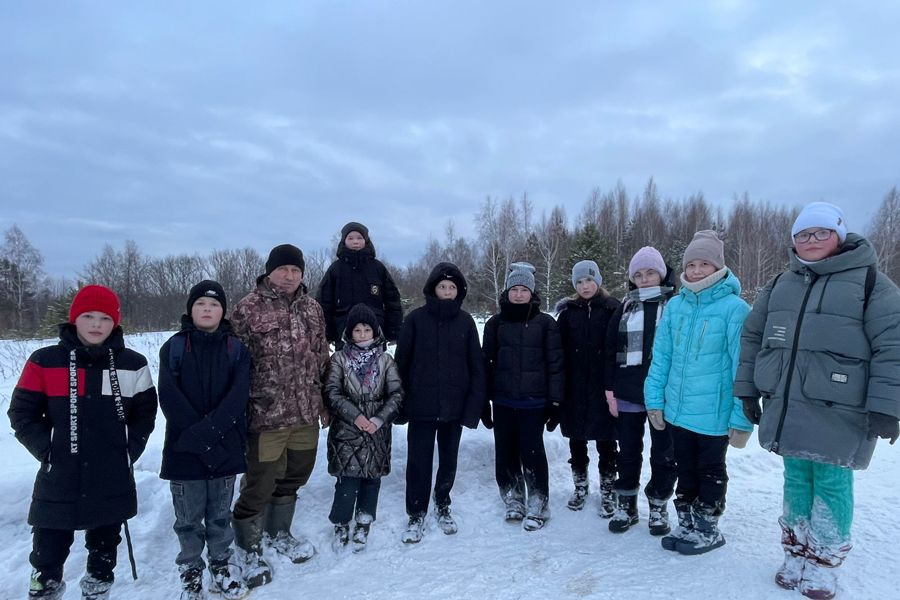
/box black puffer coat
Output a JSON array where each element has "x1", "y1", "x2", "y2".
[
  {"x1": 325, "y1": 336, "x2": 403, "y2": 478},
  {"x1": 556, "y1": 292, "x2": 620, "y2": 440},
  {"x1": 158, "y1": 316, "x2": 250, "y2": 480},
  {"x1": 604, "y1": 265, "x2": 677, "y2": 404},
  {"x1": 316, "y1": 240, "x2": 403, "y2": 343},
  {"x1": 8, "y1": 325, "x2": 158, "y2": 529},
  {"x1": 482, "y1": 291, "x2": 564, "y2": 408},
  {"x1": 395, "y1": 263, "x2": 486, "y2": 428}
]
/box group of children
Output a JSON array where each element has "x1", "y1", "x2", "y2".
[{"x1": 8, "y1": 207, "x2": 900, "y2": 600}]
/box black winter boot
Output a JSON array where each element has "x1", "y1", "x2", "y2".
[
  {"x1": 79, "y1": 574, "x2": 112, "y2": 600},
  {"x1": 28, "y1": 570, "x2": 65, "y2": 600},
  {"x1": 178, "y1": 564, "x2": 205, "y2": 600},
  {"x1": 647, "y1": 496, "x2": 671, "y2": 536},
  {"x1": 675, "y1": 503, "x2": 725, "y2": 555},
  {"x1": 598, "y1": 475, "x2": 616, "y2": 519},
  {"x1": 661, "y1": 500, "x2": 695, "y2": 551},
  {"x1": 232, "y1": 515, "x2": 273, "y2": 589},
  {"x1": 567, "y1": 468, "x2": 589, "y2": 511},
  {"x1": 265, "y1": 497, "x2": 315, "y2": 563},
  {"x1": 608, "y1": 493, "x2": 639, "y2": 533}
]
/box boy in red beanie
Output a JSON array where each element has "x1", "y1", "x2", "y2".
[{"x1": 8, "y1": 284, "x2": 158, "y2": 600}]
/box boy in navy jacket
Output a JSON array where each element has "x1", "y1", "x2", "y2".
[{"x1": 158, "y1": 280, "x2": 250, "y2": 600}]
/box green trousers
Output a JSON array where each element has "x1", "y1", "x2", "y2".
[{"x1": 782, "y1": 456, "x2": 853, "y2": 546}]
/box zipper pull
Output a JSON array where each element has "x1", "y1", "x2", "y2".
[{"x1": 804, "y1": 271, "x2": 810, "y2": 284}]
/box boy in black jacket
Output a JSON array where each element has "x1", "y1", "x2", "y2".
[
  {"x1": 483, "y1": 263, "x2": 564, "y2": 531},
  {"x1": 158, "y1": 280, "x2": 251, "y2": 600},
  {"x1": 316, "y1": 222, "x2": 403, "y2": 349},
  {"x1": 395, "y1": 262, "x2": 486, "y2": 543},
  {"x1": 8, "y1": 285, "x2": 158, "y2": 600}
]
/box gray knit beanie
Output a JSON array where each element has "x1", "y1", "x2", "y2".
[
  {"x1": 504, "y1": 262, "x2": 536, "y2": 293},
  {"x1": 571, "y1": 260, "x2": 602, "y2": 289},
  {"x1": 683, "y1": 230, "x2": 725, "y2": 270}
]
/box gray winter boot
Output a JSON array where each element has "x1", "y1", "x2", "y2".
[
  {"x1": 608, "y1": 492, "x2": 639, "y2": 533},
  {"x1": 647, "y1": 496, "x2": 671, "y2": 536},
  {"x1": 351, "y1": 512, "x2": 373, "y2": 554},
  {"x1": 799, "y1": 532, "x2": 851, "y2": 600},
  {"x1": 598, "y1": 475, "x2": 616, "y2": 518},
  {"x1": 79, "y1": 575, "x2": 112, "y2": 600},
  {"x1": 566, "y1": 468, "x2": 589, "y2": 511},
  {"x1": 675, "y1": 503, "x2": 725, "y2": 555},
  {"x1": 28, "y1": 570, "x2": 65, "y2": 599},
  {"x1": 265, "y1": 497, "x2": 315, "y2": 563},
  {"x1": 775, "y1": 517, "x2": 807, "y2": 591},
  {"x1": 232, "y1": 514, "x2": 273, "y2": 589},
  {"x1": 661, "y1": 500, "x2": 696, "y2": 551}
]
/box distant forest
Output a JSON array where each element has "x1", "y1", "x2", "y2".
[{"x1": 2, "y1": 179, "x2": 898, "y2": 338}]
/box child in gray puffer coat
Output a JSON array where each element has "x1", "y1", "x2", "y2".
[{"x1": 324, "y1": 303, "x2": 404, "y2": 553}]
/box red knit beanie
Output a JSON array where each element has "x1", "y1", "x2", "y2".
[{"x1": 69, "y1": 285, "x2": 121, "y2": 326}]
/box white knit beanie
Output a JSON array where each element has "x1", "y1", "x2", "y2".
[{"x1": 791, "y1": 202, "x2": 847, "y2": 243}]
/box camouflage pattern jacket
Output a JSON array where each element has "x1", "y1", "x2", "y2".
[{"x1": 231, "y1": 277, "x2": 330, "y2": 433}]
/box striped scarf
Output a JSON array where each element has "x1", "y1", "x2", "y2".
[{"x1": 616, "y1": 286, "x2": 673, "y2": 367}]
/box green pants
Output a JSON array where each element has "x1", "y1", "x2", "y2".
[
  {"x1": 782, "y1": 457, "x2": 853, "y2": 546},
  {"x1": 233, "y1": 425, "x2": 319, "y2": 520}
]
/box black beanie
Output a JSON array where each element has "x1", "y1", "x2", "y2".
[
  {"x1": 265, "y1": 244, "x2": 305, "y2": 276},
  {"x1": 341, "y1": 222, "x2": 370, "y2": 243},
  {"x1": 187, "y1": 280, "x2": 227, "y2": 314},
  {"x1": 344, "y1": 303, "x2": 380, "y2": 340}
]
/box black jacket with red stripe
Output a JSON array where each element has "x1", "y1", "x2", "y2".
[{"x1": 7, "y1": 324, "x2": 158, "y2": 530}]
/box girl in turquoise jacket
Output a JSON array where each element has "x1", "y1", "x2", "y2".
[{"x1": 644, "y1": 230, "x2": 752, "y2": 556}]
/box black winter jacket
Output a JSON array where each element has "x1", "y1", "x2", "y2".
[
  {"x1": 158, "y1": 316, "x2": 250, "y2": 480},
  {"x1": 556, "y1": 292, "x2": 620, "y2": 440},
  {"x1": 394, "y1": 262, "x2": 485, "y2": 428},
  {"x1": 8, "y1": 325, "x2": 158, "y2": 529},
  {"x1": 483, "y1": 291, "x2": 564, "y2": 409},
  {"x1": 316, "y1": 243, "x2": 403, "y2": 343},
  {"x1": 603, "y1": 265, "x2": 676, "y2": 404}
]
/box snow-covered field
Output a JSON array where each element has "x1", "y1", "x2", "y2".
[{"x1": 1, "y1": 331, "x2": 897, "y2": 600}]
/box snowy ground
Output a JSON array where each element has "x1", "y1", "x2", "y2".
[{"x1": 1, "y1": 331, "x2": 898, "y2": 600}]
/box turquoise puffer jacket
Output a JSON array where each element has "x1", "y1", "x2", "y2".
[{"x1": 644, "y1": 270, "x2": 752, "y2": 435}]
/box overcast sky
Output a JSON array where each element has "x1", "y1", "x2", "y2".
[{"x1": 2, "y1": 1, "x2": 898, "y2": 277}]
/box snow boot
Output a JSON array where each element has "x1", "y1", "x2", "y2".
[
  {"x1": 598, "y1": 475, "x2": 616, "y2": 518},
  {"x1": 647, "y1": 496, "x2": 671, "y2": 536},
  {"x1": 232, "y1": 514, "x2": 273, "y2": 589},
  {"x1": 28, "y1": 570, "x2": 65, "y2": 600},
  {"x1": 675, "y1": 503, "x2": 725, "y2": 555},
  {"x1": 401, "y1": 516, "x2": 425, "y2": 544},
  {"x1": 351, "y1": 514, "x2": 372, "y2": 554},
  {"x1": 608, "y1": 493, "x2": 639, "y2": 533},
  {"x1": 265, "y1": 497, "x2": 315, "y2": 563},
  {"x1": 79, "y1": 575, "x2": 112, "y2": 600},
  {"x1": 502, "y1": 493, "x2": 526, "y2": 523},
  {"x1": 523, "y1": 496, "x2": 549, "y2": 531},
  {"x1": 775, "y1": 517, "x2": 807, "y2": 590},
  {"x1": 332, "y1": 523, "x2": 351, "y2": 552},
  {"x1": 799, "y1": 534, "x2": 851, "y2": 600},
  {"x1": 522, "y1": 515, "x2": 547, "y2": 531},
  {"x1": 209, "y1": 560, "x2": 249, "y2": 600},
  {"x1": 435, "y1": 504, "x2": 458, "y2": 535},
  {"x1": 661, "y1": 502, "x2": 695, "y2": 551},
  {"x1": 178, "y1": 564, "x2": 205, "y2": 600},
  {"x1": 566, "y1": 468, "x2": 589, "y2": 511}
]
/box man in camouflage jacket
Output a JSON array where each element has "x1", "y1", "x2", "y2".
[{"x1": 229, "y1": 244, "x2": 330, "y2": 587}]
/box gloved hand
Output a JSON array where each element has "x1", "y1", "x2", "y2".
[
  {"x1": 728, "y1": 428, "x2": 752, "y2": 449},
  {"x1": 647, "y1": 409, "x2": 666, "y2": 431},
  {"x1": 480, "y1": 402, "x2": 494, "y2": 430},
  {"x1": 867, "y1": 412, "x2": 899, "y2": 444},
  {"x1": 545, "y1": 403, "x2": 561, "y2": 432},
  {"x1": 741, "y1": 397, "x2": 762, "y2": 425},
  {"x1": 605, "y1": 390, "x2": 619, "y2": 418}
]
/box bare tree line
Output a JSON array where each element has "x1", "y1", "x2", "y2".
[{"x1": 2, "y1": 181, "x2": 898, "y2": 338}]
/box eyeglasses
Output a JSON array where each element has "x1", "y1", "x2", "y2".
[{"x1": 793, "y1": 229, "x2": 834, "y2": 244}]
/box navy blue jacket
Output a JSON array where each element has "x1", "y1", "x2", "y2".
[
  {"x1": 394, "y1": 263, "x2": 486, "y2": 428},
  {"x1": 158, "y1": 316, "x2": 250, "y2": 480}
]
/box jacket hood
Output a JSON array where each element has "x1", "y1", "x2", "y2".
[
  {"x1": 789, "y1": 232, "x2": 877, "y2": 276},
  {"x1": 423, "y1": 262, "x2": 468, "y2": 301},
  {"x1": 336, "y1": 241, "x2": 377, "y2": 260}
]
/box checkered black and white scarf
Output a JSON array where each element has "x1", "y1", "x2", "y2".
[{"x1": 616, "y1": 286, "x2": 674, "y2": 367}]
